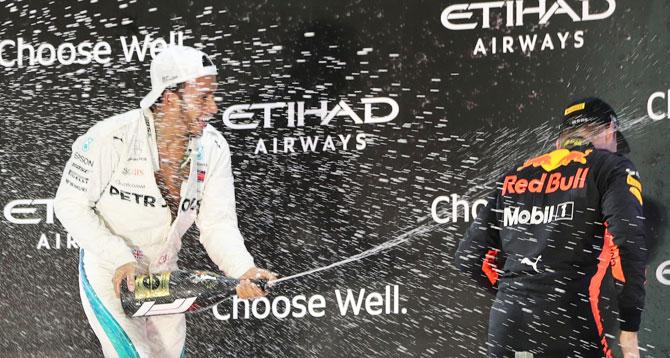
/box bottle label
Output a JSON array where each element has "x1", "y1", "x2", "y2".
[{"x1": 134, "y1": 272, "x2": 171, "y2": 299}]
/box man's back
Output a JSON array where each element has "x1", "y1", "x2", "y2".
[
  {"x1": 497, "y1": 146, "x2": 640, "y2": 284},
  {"x1": 455, "y1": 143, "x2": 647, "y2": 357}
]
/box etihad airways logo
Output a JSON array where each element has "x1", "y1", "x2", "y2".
[
  {"x1": 221, "y1": 97, "x2": 400, "y2": 155},
  {"x1": 3, "y1": 198, "x2": 78, "y2": 250},
  {"x1": 441, "y1": 0, "x2": 616, "y2": 30},
  {"x1": 222, "y1": 97, "x2": 398, "y2": 130},
  {"x1": 441, "y1": 1, "x2": 616, "y2": 56},
  {"x1": 4, "y1": 199, "x2": 54, "y2": 225}
]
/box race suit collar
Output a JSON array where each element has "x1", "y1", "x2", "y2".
[{"x1": 142, "y1": 108, "x2": 161, "y2": 172}]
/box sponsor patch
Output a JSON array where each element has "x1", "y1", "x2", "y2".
[
  {"x1": 132, "y1": 249, "x2": 144, "y2": 259},
  {"x1": 81, "y1": 137, "x2": 94, "y2": 152},
  {"x1": 564, "y1": 102, "x2": 586, "y2": 116},
  {"x1": 626, "y1": 174, "x2": 643, "y2": 204},
  {"x1": 502, "y1": 168, "x2": 589, "y2": 196},
  {"x1": 121, "y1": 167, "x2": 145, "y2": 176},
  {"x1": 65, "y1": 178, "x2": 87, "y2": 192},
  {"x1": 627, "y1": 175, "x2": 642, "y2": 191},
  {"x1": 629, "y1": 187, "x2": 643, "y2": 205},
  {"x1": 517, "y1": 149, "x2": 591, "y2": 172},
  {"x1": 73, "y1": 152, "x2": 94, "y2": 167},
  {"x1": 503, "y1": 201, "x2": 574, "y2": 227}
]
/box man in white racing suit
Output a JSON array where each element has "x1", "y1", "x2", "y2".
[{"x1": 54, "y1": 46, "x2": 275, "y2": 357}]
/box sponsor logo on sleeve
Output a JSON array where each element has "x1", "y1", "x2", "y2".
[
  {"x1": 81, "y1": 137, "x2": 94, "y2": 152},
  {"x1": 67, "y1": 169, "x2": 89, "y2": 184},
  {"x1": 626, "y1": 171, "x2": 643, "y2": 205},
  {"x1": 73, "y1": 152, "x2": 94, "y2": 167}
]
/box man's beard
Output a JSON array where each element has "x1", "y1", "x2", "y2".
[{"x1": 180, "y1": 104, "x2": 200, "y2": 139}]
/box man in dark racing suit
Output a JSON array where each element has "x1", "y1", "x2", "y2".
[{"x1": 455, "y1": 97, "x2": 647, "y2": 358}]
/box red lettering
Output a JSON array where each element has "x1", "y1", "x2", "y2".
[
  {"x1": 578, "y1": 168, "x2": 589, "y2": 188},
  {"x1": 503, "y1": 169, "x2": 590, "y2": 196},
  {"x1": 546, "y1": 173, "x2": 561, "y2": 193},
  {"x1": 528, "y1": 173, "x2": 546, "y2": 193},
  {"x1": 502, "y1": 175, "x2": 517, "y2": 196},
  {"x1": 572, "y1": 168, "x2": 582, "y2": 189},
  {"x1": 514, "y1": 178, "x2": 528, "y2": 193},
  {"x1": 559, "y1": 175, "x2": 575, "y2": 191}
]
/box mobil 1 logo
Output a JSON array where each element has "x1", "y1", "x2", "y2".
[{"x1": 503, "y1": 201, "x2": 574, "y2": 227}]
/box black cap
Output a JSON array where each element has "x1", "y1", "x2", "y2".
[{"x1": 561, "y1": 97, "x2": 630, "y2": 154}]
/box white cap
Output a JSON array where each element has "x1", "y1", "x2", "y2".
[{"x1": 140, "y1": 45, "x2": 218, "y2": 109}]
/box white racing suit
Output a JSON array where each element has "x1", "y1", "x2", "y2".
[{"x1": 54, "y1": 108, "x2": 255, "y2": 357}]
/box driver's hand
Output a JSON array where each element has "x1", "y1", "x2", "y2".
[
  {"x1": 236, "y1": 267, "x2": 277, "y2": 299},
  {"x1": 619, "y1": 330, "x2": 640, "y2": 358},
  {"x1": 113, "y1": 262, "x2": 137, "y2": 298}
]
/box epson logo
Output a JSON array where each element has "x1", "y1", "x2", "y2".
[
  {"x1": 503, "y1": 201, "x2": 574, "y2": 227},
  {"x1": 222, "y1": 97, "x2": 399, "y2": 130},
  {"x1": 441, "y1": 0, "x2": 616, "y2": 31}
]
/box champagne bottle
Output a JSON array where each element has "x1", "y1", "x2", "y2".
[{"x1": 120, "y1": 269, "x2": 268, "y2": 318}]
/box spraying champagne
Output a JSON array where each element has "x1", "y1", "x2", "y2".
[{"x1": 120, "y1": 269, "x2": 268, "y2": 318}]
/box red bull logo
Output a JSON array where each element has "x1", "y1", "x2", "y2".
[
  {"x1": 502, "y1": 168, "x2": 590, "y2": 196},
  {"x1": 517, "y1": 149, "x2": 592, "y2": 172}
]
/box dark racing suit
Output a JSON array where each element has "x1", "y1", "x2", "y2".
[{"x1": 455, "y1": 144, "x2": 647, "y2": 357}]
